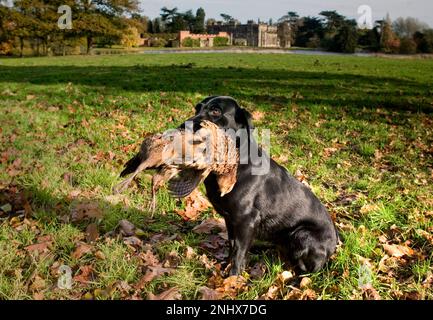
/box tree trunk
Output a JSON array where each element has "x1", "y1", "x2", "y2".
[
  {"x1": 19, "y1": 37, "x2": 24, "y2": 57},
  {"x1": 86, "y1": 36, "x2": 93, "y2": 54}
]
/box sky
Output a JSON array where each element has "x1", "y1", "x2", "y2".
[{"x1": 139, "y1": 0, "x2": 433, "y2": 27}]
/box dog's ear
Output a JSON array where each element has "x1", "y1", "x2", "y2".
[
  {"x1": 195, "y1": 96, "x2": 218, "y2": 114},
  {"x1": 235, "y1": 107, "x2": 255, "y2": 131}
]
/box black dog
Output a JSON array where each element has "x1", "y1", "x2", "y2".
[{"x1": 173, "y1": 96, "x2": 339, "y2": 275}]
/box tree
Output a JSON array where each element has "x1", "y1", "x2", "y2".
[
  {"x1": 295, "y1": 16, "x2": 324, "y2": 47},
  {"x1": 0, "y1": 1, "x2": 14, "y2": 55},
  {"x1": 320, "y1": 10, "x2": 345, "y2": 34},
  {"x1": 153, "y1": 17, "x2": 163, "y2": 33},
  {"x1": 333, "y1": 20, "x2": 358, "y2": 53},
  {"x1": 393, "y1": 17, "x2": 429, "y2": 38},
  {"x1": 379, "y1": 14, "x2": 400, "y2": 53},
  {"x1": 357, "y1": 27, "x2": 380, "y2": 51},
  {"x1": 413, "y1": 30, "x2": 433, "y2": 53},
  {"x1": 278, "y1": 11, "x2": 299, "y2": 43},
  {"x1": 183, "y1": 10, "x2": 196, "y2": 31},
  {"x1": 71, "y1": 0, "x2": 139, "y2": 54},
  {"x1": 220, "y1": 13, "x2": 234, "y2": 24},
  {"x1": 147, "y1": 19, "x2": 154, "y2": 33},
  {"x1": 194, "y1": 7, "x2": 206, "y2": 33},
  {"x1": 399, "y1": 37, "x2": 417, "y2": 54}
]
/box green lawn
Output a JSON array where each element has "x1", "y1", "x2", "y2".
[{"x1": 0, "y1": 53, "x2": 432, "y2": 300}]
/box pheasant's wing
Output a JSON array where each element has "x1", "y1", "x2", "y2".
[{"x1": 167, "y1": 169, "x2": 205, "y2": 198}]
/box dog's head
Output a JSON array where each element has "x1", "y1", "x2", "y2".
[{"x1": 180, "y1": 96, "x2": 254, "y2": 133}]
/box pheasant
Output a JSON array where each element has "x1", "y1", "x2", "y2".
[{"x1": 113, "y1": 121, "x2": 238, "y2": 214}]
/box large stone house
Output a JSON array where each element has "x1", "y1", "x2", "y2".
[
  {"x1": 178, "y1": 30, "x2": 231, "y2": 47},
  {"x1": 207, "y1": 20, "x2": 291, "y2": 48}
]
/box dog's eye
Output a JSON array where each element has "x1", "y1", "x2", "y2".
[{"x1": 209, "y1": 108, "x2": 222, "y2": 117}]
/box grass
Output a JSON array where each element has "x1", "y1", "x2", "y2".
[{"x1": 0, "y1": 53, "x2": 432, "y2": 300}]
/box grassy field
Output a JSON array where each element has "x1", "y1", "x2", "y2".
[{"x1": 0, "y1": 53, "x2": 432, "y2": 300}]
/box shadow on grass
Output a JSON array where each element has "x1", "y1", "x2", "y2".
[{"x1": 1, "y1": 65, "x2": 432, "y2": 113}]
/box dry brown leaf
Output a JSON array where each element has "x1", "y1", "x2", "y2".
[
  {"x1": 185, "y1": 246, "x2": 195, "y2": 259},
  {"x1": 135, "y1": 266, "x2": 174, "y2": 290},
  {"x1": 360, "y1": 204, "x2": 380, "y2": 215},
  {"x1": 72, "y1": 242, "x2": 93, "y2": 260},
  {"x1": 175, "y1": 190, "x2": 211, "y2": 221},
  {"x1": 199, "y1": 286, "x2": 223, "y2": 300},
  {"x1": 123, "y1": 236, "x2": 143, "y2": 248},
  {"x1": 285, "y1": 288, "x2": 303, "y2": 300},
  {"x1": 118, "y1": 219, "x2": 136, "y2": 236},
  {"x1": 259, "y1": 285, "x2": 280, "y2": 300},
  {"x1": 85, "y1": 223, "x2": 99, "y2": 243},
  {"x1": 139, "y1": 249, "x2": 160, "y2": 267},
  {"x1": 278, "y1": 270, "x2": 294, "y2": 283},
  {"x1": 73, "y1": 265, "x2": 93, "y2": 284},
  {"x1": 382, "y1": 243, "x2": 414, "y2": 258},
  {"x1": 148, "y1": 287, "x2": 181, "y2": 300},
  {"x1": 361, "y1": 284, "x2": 381, "y2": 300},
  {"x1": 301, "y1": 289, "x2": 317, "y2": 300},
  {"x1": 215, "y1": 275, "x2": 247, "y2": 298},
  {"x1": 300, "y1": 277, "x2": 312, "y2": 289},
  {"x1": 193, "y1": 218, "x2": 226, "y2": 234},
  {"x1": 29, "y1": 275, "x2": 46, "y2": 292},
  {"x1": 199, "y1": 254, "x2": 216, "y2": 270},
  {"x1": 323, "y1": 147, "x2": 338, "y2": 158},
  {"x1": 25, "y1": 235, "x2": 53, "y2": 253},
  {"x1": 249, "y1": 262, "x2": 266, "y2": 279},
  {"x1": 251, "y1": 110, "x2": 265, "y2": 121},
  {"x1": 70, "y1": 201, "x2": 103, "y2": 222}
]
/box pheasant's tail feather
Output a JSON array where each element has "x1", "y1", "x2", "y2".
[
  {"x1": 167, "y1": 169, "x2": 204, "y2": 198},
  {"x1": 120, "y1": 153, "x2": 142, "y2": 177}
]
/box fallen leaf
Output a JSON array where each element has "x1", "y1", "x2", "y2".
[
  {"x1": 72, "y1": 242, "x2": 93, "y2": 260},
  {"x1": 193, "y1": 218, "x2": 226, "y2": 234},
  {"x1": 29, "y1": 275, "x2": 46, "y2": 292},
  {"x1": 148, "y1": 287, "x2": 181, "y2": 300},
  {"x1": 73, "y1": 265, "x2": 93, "y2": 284},
  {"x1": 215, "y1": 276, "x2": 247, "y2": 298},
  {"x1": 259, "y1": 285, "x2": 280, "y2": 300},
  {"x1": 70, "y1": 201, "x2": 103, "y2": 222},
  {"x1": 199, "y1": 254, "x2": 216, "y2": 270},
  {"x1": 95, "y1": 250, "x2": 106, "y2": 260},
  {"x1": 249, "y1": 262, "x2": 266, "y2": 279},
  {"x1": 85, "y1": 223, "x2": 99, "y2": 243},
  {"x1": 382, "y1": 243, "x2": 414, "y2": 258},
  {"x1": 185, "y1": 246, "x2": 195, "y2": 259},
  {"x1": 301, "y1": 289, "x2": 317, "y2": 300},
  {"x1": 199, "y1": 286, "x2": 223, "y2": 300},
  {"x1": 118, "y1": 219, "x2": 136, "y2": 237},
  {"x1": 175, "y1": 190, "x2": 211, "y2": 221},
  {"x1": 278, "y1": 270, "x2": 294, "y2": 283},
  {"x1": 300, "y1": 277, "x2": 312, "y2": 289},
  {"x1": 123, "y1": 236, "x2": 143, "y2": 248},
  {"x1": 285, "y1": 288, "x2": 303, "y2": 300},
  {"x1": 360, "y1": 204, "x2": 380, "y2": 215},
  {"x1": 361, "y1": 284, "x2": 381, "y2": 300},
  {"x1": 323, "y1": 147, "x2": 338, "y2": 158},
  {"x1": 139, "y1": 249, "x2": 160, "y2": 267},
  {"x1": 25, "y1": 236, "x2": 53, "y2": 254},
  {"x1": 251, "y1": 111, "x2": 265, "y2": 121}
]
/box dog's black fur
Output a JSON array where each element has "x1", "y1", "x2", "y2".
[{"x1": 177, "y1": 96, "x2": 339, "y2": 275}]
